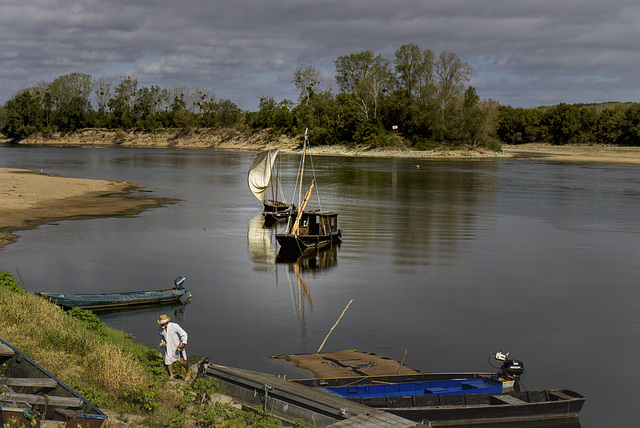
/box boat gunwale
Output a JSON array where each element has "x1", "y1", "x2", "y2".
[{"x1": 35, "y1": 288, "x2": 191, "y2": 310}]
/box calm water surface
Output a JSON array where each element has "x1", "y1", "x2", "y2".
[{"x1": 2, "y1": 144, "x2": 640, "y2": 427}]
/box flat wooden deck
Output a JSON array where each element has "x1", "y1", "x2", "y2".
[
  {"x1": 201, "y1": 362, "x2": 418, "y2": 427},
  {"x1": 274, "y1": 349, "x2": 421, "y2": 378}
]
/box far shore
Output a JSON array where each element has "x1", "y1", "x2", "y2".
[
  {"x1": 12, "y1": 128, "x2": 640, "y2": 164},
  {"x1": 2, "y1": 133, "x2": 640, "y2": 251}
]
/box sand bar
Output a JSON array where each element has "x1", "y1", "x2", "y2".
[{"x1": 0, "y1": 168, "x2": 171, "y2": 250}]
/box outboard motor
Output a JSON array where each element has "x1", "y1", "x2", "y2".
[
  {"x1": 493, "y1": 350, "x2": 525, "y2": 382},
  {"x1": 174, "y1": 276, "x2": 186, "y2": 289}
]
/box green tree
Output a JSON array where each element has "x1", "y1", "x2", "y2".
[
  {"x1": 48, "y1": 73, "x2": 93, "y2": 130},
  {"x1": 248, "y1": 96, "x2": 294, "y2": 132},
  {"x1": 394, "y1": 43, "x2": 435, "y2": 106},
  {"x1": 618, "y1": 104, "x2": 640, "y2": 146},
  {"x1": 543, "y1": 103, "x2": 584, "y2": 145},
  {"x1": 293, "y1": 65, "x2": 322, "y2": 106},
  {"x1": 594, "y1": 107, "x2": 626, "y2": 145},
  {"x1": 108, "y1": 76, "x2": 138, "y2": 128},
  {"x1": 0, "y1": 89, "x2": 45, "y2": 139},
  {"x1": 434, "y1": 51, "x2": 472, "y2": 109},
  {"x1": 201, "y1": 99, "x2": 242, "y2": 128},
  {"x1": 456, "y1": 88, "x2": 500, "y2": 148},
  {"x1": 497, "y1": 106, "x2": 547, "y2": 145},
  {"x1": 133, "y1": 85, "x2": 164, "y2": 129},
  {"x1": 335, "y1": 50, "x2": 395, "y2": 122},
  {"x1": 293, "y1": 89, "x2": 340, "y2": 144}
]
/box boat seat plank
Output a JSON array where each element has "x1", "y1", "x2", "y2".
[
  {"x1": 0, "y1": 343, "x2": 15, "y2": 357},
  {"x1": 549, "y1": 390, "x2": 573, "y2": 401},
  {"x1": 0, "y1": 377, "x2": 58, "y2": 388},
  {"x1": 0, "y1": 392, "x2": 83, "y2": 407},
  {"x1": 425, "y1": 387, "x2": 447, "y2": 394},
  {"x1": 492, "y1": 394, "x2": 527, "y2": 405}
]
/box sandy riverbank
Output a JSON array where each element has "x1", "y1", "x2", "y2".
[
  {"x1": 18, "y1": 129, "x2": 640, "y2": 163},
  {"x1": 0, "y1": 168, "x2": 172, "y2": 250},
  {"x1": 501, "y1": 143, "x2": 640, "y2": 165}
]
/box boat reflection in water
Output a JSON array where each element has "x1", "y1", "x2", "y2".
[
  {"x1": 247, "y1": 214, "x2": 278, "y2": 268},
  {"x1": 95, "y1": 301, "x2": 188, "y2": 332},
  {"x1": 247, "y1": 214, "x2": 339, "y2": 345},
  {"x1": 278, "y1": 244, "x2": 340, "y2": 345}
]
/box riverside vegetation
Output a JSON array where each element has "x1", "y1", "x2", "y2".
[
  {"x1": 2, "y1": 43, "x2": 640, "y2": 152},
  {"x1": 0, "y1": 271, "x2": 302, "y2": 427}
]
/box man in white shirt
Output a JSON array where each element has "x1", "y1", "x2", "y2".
[{"x1": 157, "y1": 314, "x2": 191, "y2": 381}]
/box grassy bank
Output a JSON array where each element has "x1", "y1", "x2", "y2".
[{"x1": 0, "y1": 271, "x2": 292, "y2": 427}]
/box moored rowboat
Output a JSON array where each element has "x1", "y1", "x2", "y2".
[
  {"x1": 336, "y1": 387, "x2": 585, "y2": 426},
  {"x1": 0, "y1": 338, "x2": 107, "y2": 427},
  {"x1": 36, "y1": 276, "x2": 191, "y2": 310}
]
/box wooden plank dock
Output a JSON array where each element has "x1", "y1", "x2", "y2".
[{"x1": 198, "y1": 362, "x2": 418, "y2": 427}]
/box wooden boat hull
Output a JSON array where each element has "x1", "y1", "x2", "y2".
[
  {"x1": 293, "y1": 374, "x2": 584, "y2": 426},
  {"x1": 366, "y1": 389, "x2": 585, "y2": 426},
  {"x1": 263, "y1": 199, "x2": 289, "y2": 213},
  {"x1": 1, "y1": 338, "x2": 107, "y2": 427},
  {"x1": 36, "y1": 287, "x2": 191, "y2": 310},
  {"x1": 275, "y1": 230, "x2": 341, "y2": 255},
  {"x1": 263, "y1": 208, "x2": 296, "y2": 225}
]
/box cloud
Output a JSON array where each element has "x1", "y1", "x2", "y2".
[{"x1": 1, "y1": 0, "x2": 639, "y2": 110}]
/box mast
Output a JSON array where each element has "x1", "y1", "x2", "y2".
[{"x1": 298, "y1": 128, "x2": 308, "y2": 208}]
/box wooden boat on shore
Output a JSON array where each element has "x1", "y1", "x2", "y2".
[
  {"x1": 328, "y1": 386, "x2": 584, "y2": 426},
  {"x1": 36, "y1": 276, "x2": 191, "y2": 310},
  {"x1": 284, "y1": 350, "x2": 585, "y2": 426},
  {"x1": 1, "y1": 338, "x2": 107, "y2": 427},
  {"x1": 293, "y1": 374, "x2": 584, "y2": 426},
  {"x1": 248, "y1": 148, "x2": 293, "y2": 224}
]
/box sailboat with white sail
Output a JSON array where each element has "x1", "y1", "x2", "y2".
[
  {"x1": 247, "y1": 148, "x2": 293, "y2": 224},
  {"x1": 275, "y1": 129, "x2": 341, "y2": 256}
]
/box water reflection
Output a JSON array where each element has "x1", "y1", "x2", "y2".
[
  {"x1": 247, "y1": 214, "x2": 277, "y2": 267},
  {"x1": 277, "y1": 243, "x2": 340, "y2": 268},
  {"x1": 96, "y1": 302, "x2": 189, "y2": 334},
  {"x1": 247, "y1": 212, "x2": 341, "y2": 345}
]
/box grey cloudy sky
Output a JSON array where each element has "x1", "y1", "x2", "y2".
[{"x1": 1, "y1": 0, "x2": 639, "y2": 110}]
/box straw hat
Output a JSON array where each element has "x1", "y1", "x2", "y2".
[{"x1": 157, "y1": 314, "x2": 170, "y2": 324}]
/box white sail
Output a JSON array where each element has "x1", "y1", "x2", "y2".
[{"x1": 247, "y1": 149, "x2": 279, "y2": 202}]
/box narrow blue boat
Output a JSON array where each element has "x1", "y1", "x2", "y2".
[
  {"x1": 36, "y1": 276, "x2": 191, "y2": 310},
  {"x1": 320, "y1": 376, "x2": 504, "y2": 398}
]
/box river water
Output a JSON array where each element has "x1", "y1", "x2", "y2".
[{"x1": 1, "y1": 144, "x2": 639, "y2": 427}]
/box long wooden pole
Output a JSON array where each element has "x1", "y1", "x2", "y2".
[
  {"x1": 291, "y1": 179, "x2": 314, "y2": 235},
  {"x1": 16, "y1": 267, "x2": 25, "y2": 288},
  {"x1": 397, "y1": 350, "x2": 408, "y2": 375},
  {"x1": 317, "y1": 299, "x2": 353, "y2": 353}
]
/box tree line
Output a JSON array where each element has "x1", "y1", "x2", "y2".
[
  {"x1": 1, "y1": 43, "x2": 640, "y2": 148},
  {"x1": 498, "y1": 102, "x2": 640, "y2": 146}
]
